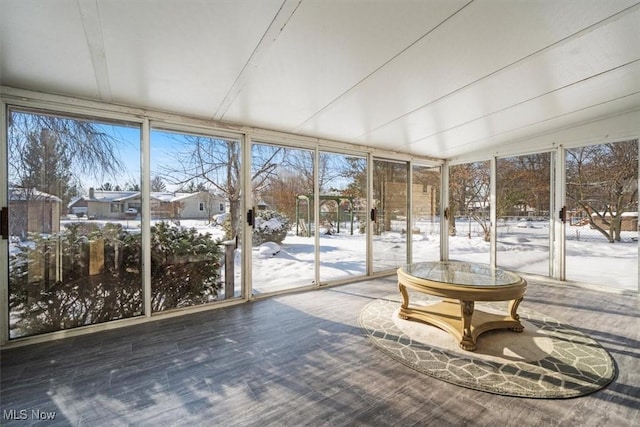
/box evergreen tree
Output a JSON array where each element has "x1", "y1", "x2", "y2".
[{"x1": 20, "y1": 129, "x2": 75, "y2": 205}]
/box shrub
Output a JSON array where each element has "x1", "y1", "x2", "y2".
[
  {"x1": 253, "y1": 209, "x2": 290, "y2": 245},
  {"x1": 147, "y1": 221, "x2": 223, "y2": 311},
  {"x1": 8, "y1": 221, "x2": 223, "y2": 337}
]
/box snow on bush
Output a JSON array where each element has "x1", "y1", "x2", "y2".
[
  {"x1": 257, "y1": 242, "x2": 281, "y2": 258},
  {"x1": 253, "y1": 209, "x2": 290, "y2": 245}
]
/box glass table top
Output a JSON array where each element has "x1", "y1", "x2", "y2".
[{"x1": 400, "y1": 261, "x2": 521, "y2": 287}]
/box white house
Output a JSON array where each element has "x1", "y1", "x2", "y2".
[{"x1": 68, "y1": 189, "x2": 225, "y2": 220}]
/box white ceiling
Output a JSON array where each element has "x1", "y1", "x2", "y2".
[{"x1": 1, "y1": 0, "x2": 639, "y2": 160}]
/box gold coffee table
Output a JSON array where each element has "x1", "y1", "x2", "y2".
[{"x1": 397, "y1": 261, "x2": 527, "y2": 351}]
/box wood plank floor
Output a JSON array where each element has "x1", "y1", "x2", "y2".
[{"x1": 1, "y1": 276, "x2": 639, "y2": 427}]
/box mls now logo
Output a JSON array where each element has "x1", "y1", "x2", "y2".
[{"x1": 3, "y1": 409, "x2": 56, "y2": 421}]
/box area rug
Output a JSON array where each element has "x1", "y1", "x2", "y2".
[{"x1": 359, "y1": 294, "x2": 616, "y2": 398}]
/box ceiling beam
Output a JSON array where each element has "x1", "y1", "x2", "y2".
[
  {"x1": 213, "y1": 0, "x2": 302, "y2": 122},
  {"x1": 77, "y1": 0, "x2": 112, "y2": 102}
]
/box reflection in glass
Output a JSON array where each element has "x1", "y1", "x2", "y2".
[
  {"x1": 150, "y1": 129, "x2": 242, "y2": 309},
  {"x1": 448, "y1": 161, "x2": 491, "y2": 264},
  {"x1": 7, "y1": 109, "x2": 142, "y2": 338},
  {"x1": 565, "y1": 141, "x2": 638, "y2": 291},
  {"x1": 318, "y1": 153, "x2": 367, "y2": 282},
  {"x1": 372, "y1": 159, "x2": 408, "y2": 272},
  {"x1": 496, "y1": 153, "x2": 551, "y2": 275},
  {"x1": 251, "y1": 143, "x2": 316, "y2": 293},
  {"x1": 411, "y1": 165, "x2": 440, "y2": 263}
]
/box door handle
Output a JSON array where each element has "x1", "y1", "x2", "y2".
[
  {"x1": 370, "y1": 208, "x2": 377, "y2": 222},
  {"x1": 1, "y1": 207, "x2": 8, "y2": 240},
  {"x1": 559, "y1": 206, "x2": 566, "y2": 223},
  {"x1": 247, "y1": 209, "x2": 254, "y2": 227}
]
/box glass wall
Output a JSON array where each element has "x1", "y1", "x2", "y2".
[
  {"x1": 149, "y1": 129, "x2": 242, "y2": 311},
  {"x1": 372, "y1": 159, "x2": 408, "y2": 272},
  {"x1": 7, "y1": 108, "x2": 142, "y2": 338},
  {"x1": 7, "y1": 101, "x2": 635, "y2": 343},
  {"x1": 318, "y1": 152, "x2": 367, "y2": 283},
  {"x1": 565, "y1": 140, "x2": 638, "y2": 291},
  {"x1": 448, "y1": 161, "x2": 491, "y2": 264},
  {"x1": 251, "y1": 142, "x2": 316, "y2": 294},
  {"x1": 496, "y1": 153, "x2": 551, "y2": 275},
  {"x1": 411, "y1": 164, "x2": 441, "y2": 263}
]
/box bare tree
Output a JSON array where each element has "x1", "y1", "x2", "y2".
[
  {"x1": 161, "y1": 136, "x2": 242, "y2": 237},
  {"x1": 9, "y1": 110, "x2": 126, "y2": 189},
  {"x1": 160, "y1": 136, "x2": 284, "y2": 239},
  {"x1": 150, "y1": 176, "x2": 167, "y2": 192},
  {"x1": 449, "y1": 162, "x2": 491, "y2": 240},
  {"x1": 567, "y1": 140, "x2": 638, "y2": 242},
  {"x1": 497, "y1": 154, "x2": 550, "y2": 219}
]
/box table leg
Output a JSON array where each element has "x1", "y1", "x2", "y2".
[
  {"x1": 398, "y1": 281, "x2": 409, "y2": 319},
  {"x1": 508, "y1": 297, "x2": 524, "y2": 332},
  {"x1": 460, "y1": 300, "x2": 476, "y2": 351}
]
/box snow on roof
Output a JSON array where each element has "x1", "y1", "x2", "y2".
[
  {"x1": 91, "y1": 190, "x2": 141, "y2": 202},
  {"x1": 82, "y1": 190, "x2": 213, "y2": 204},
  {"x1": 9, "y1": 187, "x2": 62, "y2": 203},
  {"x1": 591, "y1": 211, "x2": 638, "y2": 217},
  {"x1": 170, "y1": 192, "x2": 199, "y2": 202}
]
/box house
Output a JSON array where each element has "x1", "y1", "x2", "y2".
[
  {"x1": 591, "y1": 211, "x2": 639, "y2": 232},
  {"x1": 68, "y1": 188, "x2": 225, "y2": 220},
  {"x1": 8, "y1": 187, "x2": 62, "y2": 239},
  {"x1": 149, "y1": 191, "x2": 226, "y2": 220}
]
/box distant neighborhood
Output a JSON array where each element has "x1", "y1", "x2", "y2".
[
  {"x1": 9, "y1": 186, "x2": 226, "y2": 239},
  {"x1": 68, "y1": 188, "x2": 226, "y2": 220}
]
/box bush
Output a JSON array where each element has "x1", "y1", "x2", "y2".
[
  {"x1": 8, "y1": 221, "x2": 223, "y2": 338},
  {"x1": 147, "y1": 222, "x2": 222, "y2": 311},
  {"x1": 253, "y1": 209, "x2": 290, "y2": 245}
]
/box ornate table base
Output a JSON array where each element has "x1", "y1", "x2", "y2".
[
  {"x1": 398, "y1": 290, "x2": 524, "y2": 351},
  {"x1": 397, "y1": 262, "x2": 527, "y2": 352}
]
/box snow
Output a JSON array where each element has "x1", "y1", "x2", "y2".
[
  {"x1": 11, "y1": 218, "x2": 638, "y2": 297},
  {"x1": 256, "y1": 242, "x2": 281, "y2": 258}
]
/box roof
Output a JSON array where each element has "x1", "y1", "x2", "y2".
[
  {"x1": 69, "y1": 190, "x2": 219, "y2": 205},
  {"x1": 9, "y1": 187, "x2": 62, "y2": 203}
]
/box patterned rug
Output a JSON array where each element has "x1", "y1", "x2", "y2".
[{"x1": 359, "y1": 294, "x2": 616, "y2": 398}]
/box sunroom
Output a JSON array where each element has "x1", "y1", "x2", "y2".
[{"x1": 1, "y1": 1, "x2": 639, "y2": 425}]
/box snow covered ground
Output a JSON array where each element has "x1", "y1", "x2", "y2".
[
  {"x1": 242, "y1": 217, "x2": 638, "y2": 294},
  {"x1": 12, "y1": 217, "x2": 638, "y2": 297}
]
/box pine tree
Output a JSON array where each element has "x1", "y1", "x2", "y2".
[{"x1": 21, "y1": 129, "x2": 75, "y2": 205}]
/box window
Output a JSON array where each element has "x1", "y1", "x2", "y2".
[
  {"x1": 150, "y1": 128, "x2": 243, "y2": 308},
  {"x1": 496, "y1": 153, "x2": 551, "y2": 275},
  {"x1": 449, "y1": 161, "x2": 491, "y2": 264},
  {"x1": 565, "y1": 140, "x2": 638, "y2": 290},
  {"x1": 6, "y1": 108, "x2": 142, "y2": 338}
]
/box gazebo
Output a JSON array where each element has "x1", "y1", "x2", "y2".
[{"x1": 295, "y1": 194, "x2": 357, "y2": 237}]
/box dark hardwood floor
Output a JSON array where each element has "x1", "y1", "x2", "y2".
[{"x1": 1, "y1": 276, "x2": 639, "y2": 427}]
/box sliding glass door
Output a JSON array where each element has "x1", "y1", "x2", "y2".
[
  {"x1": 448, "y1": 161, "x2": 491, "y2": 264},
  {"x1": 411, "y1": 164, "x2": 441, "y2": 263},
  {"x1": 372, "y1": 159, "x2": 408, "y2": 272},
  {"x1": 7, "y1": 108, "x2": 142, "y2": 338},
  {"x1": 318, "y1": 152, "x2": 367, "y2": 283},
  {"x1": 565, "y1": 140, "x2": 638, "y2": 291},
  {"x1": 150, "y1": 128, "x2": 243, "y2": 308},
  {"x1": 496, "y1": 153, "x2": 551, "y2": 275},
  {"x1": 251, "y1": 142, "x2": 316, "y2": 294}
]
